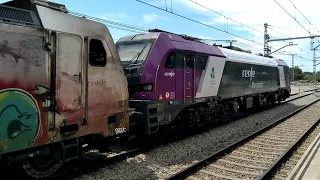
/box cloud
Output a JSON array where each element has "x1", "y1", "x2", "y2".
[
  {"x1": 177, "y1": 0, "x2": 320, "y2": 71},
  {"x1": 143, "y1": 13, "x2": 167, "y2": 23},
  {"x1": 95, "y1": 12, "x2": 128, "y2": 22}
]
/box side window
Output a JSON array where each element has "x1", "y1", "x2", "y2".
[
  {"x1": 175, "y1": 52, "x2": 187, "y2": 69},
  {"x1": 195, "y1": 54, "x2": 208, "y2": 69},
  {"x1": 89, "y1": 39, "x2": 107, "y2": 67},
  {"x1": 185, "y1": 55, "x2": 193, "y2": 69},
  {"x1": 165, "y1": 52, "x2": 195, "y2": 69},
  {"x1": 165, "y1": 52, "x2": 175, "y2": 68}
]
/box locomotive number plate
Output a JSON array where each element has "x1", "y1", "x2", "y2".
[{"x1": 115, "y1": 127, "x2": 127, "y2": 134}]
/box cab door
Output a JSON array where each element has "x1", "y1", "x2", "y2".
[
  {"x1": 86, "y1": 38, "x2": 108, "y2": 120},
  {"x1": 56, "y1": 33, "x2": 85, "y2": 125},
  {"x1": 184, "y1": 53, "x2": 195, "y2": 102},
  {"x1": 174, "y1": 51, "x2": 195, "y2": 104}
]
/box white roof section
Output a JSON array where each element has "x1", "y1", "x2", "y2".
[
  {"x1": 218, "y1": 47, "x2": 278, "y2": 67},
  {"x1": 117, "y1": 32, "x2": 161, "y2": 43},
  {"x1": 276, "y1": 59, "x2": 289, "y2": 66},
  {"x1": 36, "y1": 5, "x2": 112, "y2": 39}
]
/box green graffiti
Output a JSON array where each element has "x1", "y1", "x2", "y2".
[
  {"x1": 210, "y1": 67, "x2": 215, "y2": 79},
  {"x1": 0, "y1": 88, "x2": 40, "y2": 153}
]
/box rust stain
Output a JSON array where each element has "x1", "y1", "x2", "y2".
[{"x1": 0, "y1": 40, "x2": 26, "y2": 63}]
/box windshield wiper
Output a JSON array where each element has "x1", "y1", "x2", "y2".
[{"x1": 123, "y1": 44, "x2": 148, "y2": 69}]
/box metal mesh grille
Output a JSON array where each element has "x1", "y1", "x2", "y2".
[{"x1": 0, "y1": 5, "x2": 34, "y2": 25}]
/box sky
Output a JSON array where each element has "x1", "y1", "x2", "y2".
[{"x1": 2, "y1": 0, "x2": 320, "y2": 72}]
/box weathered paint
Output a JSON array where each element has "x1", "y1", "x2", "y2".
[
  {"x1": 0, "y1": 25, "x2": 48, "y2": 154},
  {"x1": 0, "y1": 2, "x2": 129, "y2": 155},
  {"x1": 0, "y1": 88, "x2": 41, "y2": 153}
]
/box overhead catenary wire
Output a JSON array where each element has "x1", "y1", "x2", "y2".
[
  {"x1": 268, "y1": 27, "x2": 290, "y2": 38},
  {"x1": 264, "y1": 26, "x2": 313, "y2": 58},
  {"x1": 134, "y1": 0, "x2": 264, "y2": 45},
  {"x1": 70, "y1": 0, "x2": 313, "y2": 61},
  {"x1": 268, "y1": 24, "x2": 310, "y2": 35},
  {"x1": 69, "y1": 4, "x2": 312, "y2": 62},
  {"x1": 267, "y1": 25, "x2": 314, "y2": 57},
  {"x1": 69, "y1": 11, "x2": 148, "y2": 33},
  {"x1": 70, "y1": 9, "x2": 264, "y2": 53},
  {"x1": 169, "y1": 1, "x2": 311, "y2": 68},
  {"x1": 272, "y1": 0, "x2": 320, "y2": 45},
  {"x1": 134, "y1": 0, "x2": 312, "y2": 61},
  {"x1": 287, "y1": 0, "x2": 320, "y2": 34},
  {"x1": 272, "y1": 0, "x2": 309, "y2": 34},
  {"x1": 187, "y1": 0, "x2": 311, "y2": 53},
  {"x1": 187, "y1": 0, "x2": 264, "y2": 35},
  {"x1": 276, "y1": 51, "x2": 313, "y2": 61}
]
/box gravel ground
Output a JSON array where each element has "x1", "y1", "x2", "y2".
[
  {"x1": 272, "y1": 123, "x2": 320, "y2": 179},
  {"x1": 290, "y1": 84, "x2": 320, "y2": 94},
  {"x1": 71, "y1": 91, "x2": 320, "y2": 180}
]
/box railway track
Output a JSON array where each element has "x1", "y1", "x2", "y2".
[
  {"x1": 44, "y1": 89, "x2": 319, "y2": 180},
  {"x1": 290, "y1": 87, "x2": 319, "y2": 96},
  {"x1": 167, "y1": 94, "x2": 320, "y2": 180},
  {"x1": 286, "y1": 90, "x2": 317, "y2": 102}
]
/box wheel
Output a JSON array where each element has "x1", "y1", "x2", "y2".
[
  {"x1": 18, "y1": 148, "x2": 63, "y2": 179},
  {"x1": 193, "y1": 110, "x2": 204, "y2": 129}
]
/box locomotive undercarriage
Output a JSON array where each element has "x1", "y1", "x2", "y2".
[
  {"x1": 2, "y1": 132, "x2": 130, "y2": 179},
  {"x1": 128, "y1": 88, "x2": 290, "y2": 138},
  {"x1": 3, "y1": 90, "x2": 289, "y2": 179},
  {"x1": 172, "y1": 89, "x2": 290, "y2": 131}
]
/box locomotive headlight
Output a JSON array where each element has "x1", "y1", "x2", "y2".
[{"x1": 140, "y1": 83, "x2": 153, "y2": 91}]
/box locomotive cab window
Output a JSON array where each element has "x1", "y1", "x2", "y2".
[
  {"x1": 185, "y1": 55, "x2": 193, "y2": 69},
  {"x1": 89, "y1": 39, "x2": 107, "y2": 67},
  {"x1": 165, "y1": 52, "x2": 175, "y2": 68},
  {"x1": 195, "y1": 54, "x2": 208, "y2": 69}
]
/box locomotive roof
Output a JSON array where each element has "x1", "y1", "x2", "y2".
[
  {"x1": 0, "y1": 0, "x2": 112, "y2": 40},
  {"x1": 117, "y1": 32, "x2": 288, "y2": 67},
  {"x1": 218, "y1": 46, "x2": 279, "y2": 67},
  {"x1": 116, "y1": 32, "x2": 161, "y2": 42}
]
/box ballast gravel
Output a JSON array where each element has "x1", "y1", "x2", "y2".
[
  {"x1": 290, "y1": 84, "x2": 320, "y2": 94},
  {"x1": 273, "y1": 124, "x2": 320, "y2": 179},
  {"x1": 72, "y1": 89, "x2": 320, "y2": 180}
]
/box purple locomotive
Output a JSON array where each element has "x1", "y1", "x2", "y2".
[{"x1": 116, "y1": 29, "x2": 291, "y2": 134}]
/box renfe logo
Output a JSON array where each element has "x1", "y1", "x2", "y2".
[
  {"x1": 242, "y1": 66, "x2": 255, "y2": 81},
  {"x1": 164, "y1": 71, "x2": 175, "y2": 77}
]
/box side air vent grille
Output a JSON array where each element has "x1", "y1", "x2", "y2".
[
  {"x1": 0, "y1": 5, "x2": 41, "y2": 28},
  {"x1": 0, "y1": 5, "x2": 33, "y2": 24}
]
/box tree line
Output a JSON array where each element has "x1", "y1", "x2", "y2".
[{"x1": 289, "y1": 67, "x2": 320, "y2": 82}]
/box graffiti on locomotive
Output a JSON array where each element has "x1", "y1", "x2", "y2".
[{"x1": 0, "y1": 88, "x2": 40, "y2": 153}]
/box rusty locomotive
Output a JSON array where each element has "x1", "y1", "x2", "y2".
[{"x1": 0, "y1": 0, "x2": 132, "y2": 179}]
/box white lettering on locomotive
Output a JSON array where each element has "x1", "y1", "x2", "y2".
[
  {"x1": 164, "y1": 71, "x2": 175, "y2": 77},
  {"x1": 251, "y1": 82, "x2": 263, "y2": 88},
  {"x1": 242, "y1": 66, "x2": 255, "y2": 81},
  {"x1": 115, "y1": 127, "x2": 127, "y2": 134}
]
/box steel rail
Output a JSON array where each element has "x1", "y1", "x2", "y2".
[
  {"x1": 290, "y1": 88, "x2": 319, "y2": 96},
  {"x1": 286, "y1": 91, "x2": 316, "y2": 103},
  {"x1": 259, "y1": 114, "x2": 320, "y2": 179},
  {"x1": 167, "y1": 97, "x2": 320, "y2": 180}
]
